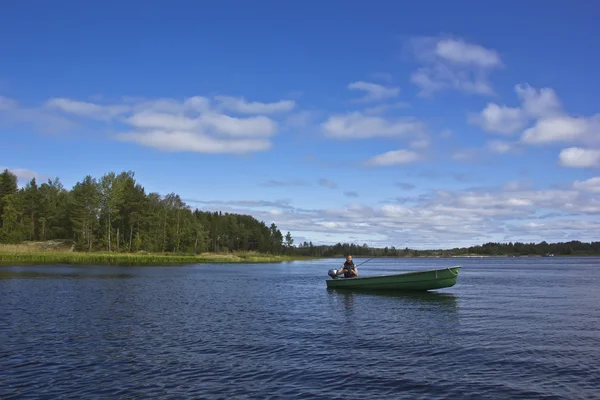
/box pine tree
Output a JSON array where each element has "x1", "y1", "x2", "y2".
[
  {"x1": 22, "y1": 178, "x2": 39, "y2": 240},
  {"x1": 0, "y1": 193, "x2": 25, "y2": 243},
  {"x1": 0, "y1": 169, "x2": 18, "y2": 230}
]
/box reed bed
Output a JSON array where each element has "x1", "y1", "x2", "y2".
[
  {"x1": 0, "y1": 243, "x2": 72, "y2": 253},
  {"x1": 0, "y1": 244, "x2": 306, "y2": 265}
]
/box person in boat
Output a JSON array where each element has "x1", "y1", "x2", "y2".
[{"x1": 339, "y1": 255, "x2": 358, "y2": 278}]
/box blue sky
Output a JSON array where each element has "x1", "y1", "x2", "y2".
[{"x1": 1, "y1": 0, "x2": 600, "y2": 249}]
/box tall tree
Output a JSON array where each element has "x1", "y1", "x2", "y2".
[
  {"x1": 0, "y1": 193, "x2": 25, "y2": 243},
  {"x1": 0, "y1": 169, "x2": 18, "y2": 230},
  {"x1": 285, "y1": 231, "x2": 293, "y2": 247},
  {"x1": 98, "y1": 172, "x2": 125, "y2": 251},
  {"x1": 116, "y1": 171, "x2": 147, "y2": 251},
  {"x1": 38, "y1": 178, "x2": 69, "y2": 240},
  {"x1": 269, "y1": 223, "x2": 283, "y2": 253},
  {"x1": 284, "y1": 231, "x2": 294, "y2": 254},
  {"x1": 70, "y1": 176, "x2": 100, "y2": 251},
  {"x1": 22, "y1": 178, "x2": 39, "y2": 240}
]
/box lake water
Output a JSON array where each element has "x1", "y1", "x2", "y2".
[{"x1": 1, "y1": 257, "x2": 599, "y2": 399}]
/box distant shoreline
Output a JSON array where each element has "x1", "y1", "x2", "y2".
[
  {"x1": 1, "y1": 241, "x2": 598, "y2": 267},
  {"x1": 316, "y1": 254, "x2": 595, "y2": 259},
  {"x1": 1, "y1": 250, "x2": 596, "y2": 267}
]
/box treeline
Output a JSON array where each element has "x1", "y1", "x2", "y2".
[
  {"x1": 0, "y1": 169, "x2": 293, "y2": 254},
  {"x1": 444, "y1": 241, "x2": 600, "y2": 256},
  {"x1": 2, "y1": 168, "x2": 597, "y2": 257},
  {"x1": 293, "y1": 240, "x2": 600, "y2": 257}
]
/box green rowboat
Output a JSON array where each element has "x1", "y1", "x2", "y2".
[{"x1": 326, "y1": 266, "x2": 461, "y2": 291}]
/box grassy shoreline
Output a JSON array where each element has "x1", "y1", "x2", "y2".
[
  {"x1": 0, "y1": 252, "x2": 306, "y2": 265},
  {"x1": 1, "y1": 251, "x2": 589, "y2": 267},
  {"x1": 0, "y1": 244, "x2": 309, "y2": 265}
]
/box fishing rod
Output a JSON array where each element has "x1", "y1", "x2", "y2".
[{"x1": 355, "y1": 257, "x2": 374, "y2": 267}]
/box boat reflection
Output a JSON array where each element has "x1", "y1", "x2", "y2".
[
  {"x1": 326, "y1": 288, "x2": 460, "y2": 336},
  {"x1": 327, "y1": 287, "x2": 458, "y2": 310}
]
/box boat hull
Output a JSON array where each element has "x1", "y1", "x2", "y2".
[{"x1": 325, "y1": 266, "x2": 461, "y2": 291}]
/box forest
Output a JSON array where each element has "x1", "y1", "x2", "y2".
[{"x1": 0, "y1": 169, "x2": 293, "y2": 254}]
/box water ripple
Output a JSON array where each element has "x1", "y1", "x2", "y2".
[{"x1": 1, "y1": 259, "x2": 600, "y2": 399}]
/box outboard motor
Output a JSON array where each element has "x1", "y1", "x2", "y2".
[{"x1": 328, "y1": 269, "x2": 338, "y2": 279}]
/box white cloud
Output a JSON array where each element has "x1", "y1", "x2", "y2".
[
  {"x1": 46, "y1": 98, "x2": 129, "y2": 120},
  {"x1": 469, "y1": 84, "x2": 563, "y2": 135},
  {"x1": 54, "y1": 98, "x2": 278, "y2": 138},
  {"x1": 434, "y1": 38, "x2": 502, "y2": 67},
  {"x1": 521, "y1": 115, "x2": 600, "y2": 145},
  {"x1": 515, "y1": 84, "x2": 562, "y2": 118},
  {"x1": 214, "y1": 96, "x2": 296, "y2": 114},
  {"x1": 470, "y1": 84, "x2": 600, "y2": 169},
  {"x1": 127, "y1": 112, "x2": 198, "y2": 131},
  {"x1": 118, "y1": 105, "x2": 277, "y2": 153},
  {"x1": 559, "y1": 148, "x2": 600, "y2": 168},
  {"x1": 199, "y1": 113, "x2": 277, "y2": 137},
  {"x1": 129, "y1": 97, "x2": 210, "y2": 114},
  {"x1": 4, "y1": 93, "x2": 291, "y2": 154},
  {"x1": 347, "y1": 81, "x2": 400, "y2": 102},
  {"x1": 366, "y1": 149, "x2": 421, "y2": 166},
  {"x1": 486, "y1": 140, "x2": 514, "y2": 154},
  {"x1": 183, "y1": 96, "x2": 212, "y2": 112},
  {"x1": 409, "y1": 138, "x2": 430, "y2": 149},
  {"x1": 0, "y1": 96, "x2": 77, "y2": 133},
  {"x1": 573, "y1": 177, "x2": 600, "y2": 193},
  {"x1": 408, "y1": 36, "x2": 502, "y2": 96},
  {"x1": 469, "y1": 103, "x2": 527, "y2": 134},
  {"x1": 116, "y1": 130, "x2": 271, "y2": 154},
  {"x1": 322, "y1": 111, "x2": 426, "y2": 139}
]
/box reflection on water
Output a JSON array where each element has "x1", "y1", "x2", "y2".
[
  {"x1": 327, "y1": 287, "x2": 458, "y2": 313},
  {"x1": 328, "y1": 287, "x2": 458, "y2": 301},
  {"x1": 0, "y1": 269, "x2": 135, "y2": 279}
]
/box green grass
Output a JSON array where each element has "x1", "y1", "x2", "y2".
[{"x1": 0, "y1": 244, "x2": 309, "y2": 265}]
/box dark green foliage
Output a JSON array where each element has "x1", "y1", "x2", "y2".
[
  {"x1": 440, "y1": 240, "x2": 600, "y2": 257},
  {"x1": 0, "y1": 170, "x2": 289, "y2": 254},
  {"x1": 293, "y1": 240, "x2": 600, "y2": 257},
  {"x1": 70, "y1": 175, "x2": 101, "y2": 251},
  {"x1": 0, "y1": 193, "x2": 25, "y2": 243},
  {"x1": 0, "y1": 169, "x2": 19, "y2": 230}
]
